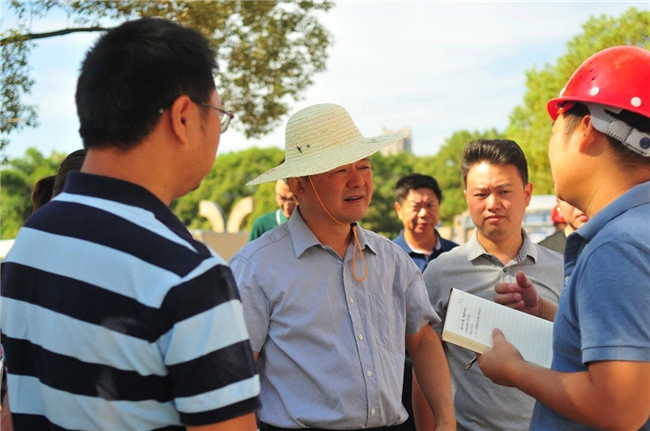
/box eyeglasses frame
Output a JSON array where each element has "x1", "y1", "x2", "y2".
[{"x1": 194, "y1": 101, "x2": 234, "y2": 134}]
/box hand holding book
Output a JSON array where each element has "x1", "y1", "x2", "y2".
[{"x1": 442, "y1": 288, "x2": 553, "y2": 368}]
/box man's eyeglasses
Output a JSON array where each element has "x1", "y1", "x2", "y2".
[{"x1": 195, "y1": 101, "x2": 234, "y2": 134}]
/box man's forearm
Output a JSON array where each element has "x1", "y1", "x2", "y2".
[
  {"x1": 407, "y1": 327, "x2": 455, "y2": 429},
  {"x1": 482, "y1": 346, "x2": 650, "y2": 430}
]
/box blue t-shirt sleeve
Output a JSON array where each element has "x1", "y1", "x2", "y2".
[{"x1": 577, "y1": 240, "x2": 650, "y2": 364}]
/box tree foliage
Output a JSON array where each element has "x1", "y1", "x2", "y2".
[
  {"x1": 506, "y1": 7, "x2": 650, "y2": 194},
  {"x1": 1, "y1": 148, "x2": 64, "y2": 238},
  {"x1": 0, "y1": 29, "x2": 38, "y2": 162},
  {"x1": 413, "y1": 128, "x2": 502, "y2": 222},
  {"x1": 3, "y1": 7, "x2": 647, "y2": 242},
  {"x1": 1, "y1": 0, "x2": 333, "y2": 156},
  {"x1": 171, "y1": 147, "x2": 285, "y2": 231}
]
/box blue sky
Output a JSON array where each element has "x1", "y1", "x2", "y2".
[{"x1": 2, "y1": 1, "x2": 648, "y2": 161}]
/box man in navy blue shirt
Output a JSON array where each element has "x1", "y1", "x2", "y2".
[
  {"x1": 392, "y1": 173, "x2": 458, "y2": 430},
  {"x1": 393, "y1": 174, "x2": 458, "y2": 272}
]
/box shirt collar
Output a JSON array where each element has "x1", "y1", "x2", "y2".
[
  {"x1": 60, "y1": 172, "x2": 184, "y2": 230},
  {"x1": 287, "y1": 209, "x2": 377, "y2": 259},
  {"x1": 466, "y1": 228, "x2": 538, "y2": 263},
  {"x1": 576, "y1": 181, "x2": 650, "y2": 243},
  {"x1": 394, "y1": 230, "x2": 410, "y2": 251},
  {"x1": 394, "y1": 229, "x2": 441, "y2": 255}
]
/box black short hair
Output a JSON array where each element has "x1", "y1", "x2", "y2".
[
  {"x1": 53, "y1": 149, "x2": 86, "y2": 197},
  {"x1": 31, "y1": 175, "x2": 56, "y2": 212},
  {"x1": 395, "y1": 173, "x2": 443, "y2": 203},
  {"x1": 461, "y1": 139, "x2": 528, "y2": 188},
  {"x1": 563, "y1": 102, "x2": 650, "y2": 168},
  {"x1": 76, "y1": 18, "x2": 217, "y2": 150}
]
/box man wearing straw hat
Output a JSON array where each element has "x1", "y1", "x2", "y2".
[{"x1": 230, "y1": 103, "x2": 455, "y2": 430}]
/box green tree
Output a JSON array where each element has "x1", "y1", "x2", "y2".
[
  {"x1": 1, "y1": 147, "x2": 63, "y2": 238},
  {"x1": 417, "y1": 129, "x2": 502, "y2": 225},
  {"x1": 1, "y1": 0, "x2": 333, "y2": 157},
  {"x1": 506, "y1": 7, "x2": 650, "y2": 194},
  {"x1": 363, "y1": 152, "x2": 417, "y2": 237},
  {"x1": 172, "y1": 147, "x2": 285, "y2": 231}
]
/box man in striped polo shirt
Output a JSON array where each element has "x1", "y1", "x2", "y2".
[{"x1": 0, "y1": 18, "x2": 260, "y2": 430}]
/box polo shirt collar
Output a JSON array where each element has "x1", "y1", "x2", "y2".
[
  {"x1": 61, "y1": 171, "x2": 185, "y2": 230},
  {"x1": 466, "y1": 228, "x2": 538, "y2": 263},
  {"x1": 394, "y1": 230, "x2": 410, "y2": 251},
  {"x1": 395, "y1": 229, "x2": 441, "y2": 255},
  {"x1": 575, "y1": 181, "x2": 650, "y2": 243}
]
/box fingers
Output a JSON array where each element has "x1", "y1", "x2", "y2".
[
  {"x1": 495, "y1": 281, "x2": 524, "y2": 295},
  {"x1": 492, "y1": 328, "x2": 504, "y2": 340},
  {"x1": 494, "y1": 282, "x2": 511, "y2": 294},
  {"x1": 515, "y1": 271, "x2": 534, "y2": 289},
  {"x1": 493, "y1": 291, "x2": 524, "y2": 308}
]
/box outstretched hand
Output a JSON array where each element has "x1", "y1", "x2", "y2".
[
  {"x1": 494, "y1": 271, "x2": 540, "y2": 316},
  {"x1": 477, "y1": 328, "x2": 524, "y2": 387}
]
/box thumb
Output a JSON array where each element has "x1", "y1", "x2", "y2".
[
  {"x1": 492, "y1": 328, "x2": 505, "y2": 342},
  {"x1": 516, "y1": 271, "x2": 533, "y2": 289}
]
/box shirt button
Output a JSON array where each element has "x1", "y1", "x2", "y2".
[
  {"x1": 349, "y1": 297, "x2": 354, "y2": 304},
  {"x1": 370, "y1": 407, "x2": 376, "y2": 415},
  {"x1": 358, "y1": 334, "x2": 364, "y2": 341},
  {"x1": 503, "y1": 267, "x2": 508, "y2": 272},
  {"x1": 367, "y1": 370, "x2": 373, "y2": 377}
]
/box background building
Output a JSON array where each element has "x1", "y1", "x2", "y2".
[
  {"x1": 380, "y1": 127, "x2": 412, "y2": 155},
  {"x1": 452, "y1": 194, "x2": 557, "y2": 244}
]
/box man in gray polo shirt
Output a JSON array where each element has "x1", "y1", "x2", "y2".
[{"x1": 413, "y1": 139, "x2": 563, "y2": 430}]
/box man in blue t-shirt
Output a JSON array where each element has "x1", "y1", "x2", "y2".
[{"x1": 479, "y1": 46, "x2": 650, "y2": 430}]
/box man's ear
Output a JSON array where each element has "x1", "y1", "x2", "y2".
[
  {"x1": 394, "y1": 201, "x2": 402, "y2": 217},
  {"x1": 169, "y1": 95, "x2": 193, "y2": 145},
  {"x1": 288, "y1": 177, "x2": 305, "y2": 197},
  {"x1": 524, "y1": 182, "x2": 534, "y2": 207},
  {"x1": 577, "y1": 115, "x2": 605, "y2": 156}
]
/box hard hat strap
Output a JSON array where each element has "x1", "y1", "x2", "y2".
[{"x1": 585, "y1": 102, "x2": 650, "y2": 157}]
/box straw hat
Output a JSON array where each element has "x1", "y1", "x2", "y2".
[{"x1": 247, "y1": 104, "x2": 411, "y2": 185}]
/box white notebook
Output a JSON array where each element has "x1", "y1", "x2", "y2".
[{"x1": 442, "y1": 288, "x2": 554, "y2": 368}]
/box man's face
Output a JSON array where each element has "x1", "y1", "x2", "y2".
[
  {"x1": 275, "y1": 180, "x2": 296, "y2": 218},
  {"x1": 557, "y1": 198, "x2": 588, "y2": 231},
  {"x1": 548, "y1": 113, "x2": 584, "y2": 202},
  {"x1": 464, "y1": 162, "x2": 532, "y2": 243},
  {"x1": 394, "y1": 188, "x2": 440, "y2": 237},
  {"x1": 305, "y1": 157, "x2": 373, "y2": 225},
  {"x1": 187, "y1": 90, "x2": 222, "y2": 192}
]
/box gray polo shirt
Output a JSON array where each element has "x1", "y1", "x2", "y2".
[
  {"x1": 424, "y1": 229, "x2": 563, "y2": 431},
  {"x1": 230, "y1": 210, "x2": 439, "y2": 429}
]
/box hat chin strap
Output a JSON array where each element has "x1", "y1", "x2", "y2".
[
  {"x1": 308, "y1": 176, "x2": 367, "y2": 282},
  {"x1": 585, "y1": 103, "x2": 650, "y2": 157}
]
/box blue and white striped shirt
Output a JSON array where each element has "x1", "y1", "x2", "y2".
[{"x1": 1, "y1": 172, "x2": 260, "y2": 430}]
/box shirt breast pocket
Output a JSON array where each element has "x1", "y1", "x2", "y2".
[{"x1": 368, "y1": 289, "x2": 406, "y2": 354}]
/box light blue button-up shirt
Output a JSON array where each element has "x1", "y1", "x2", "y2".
[{"x1": 230, "y1": 210, "x2": 439, "y2": 429}]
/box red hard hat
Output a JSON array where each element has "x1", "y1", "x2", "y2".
[
  {"x1": 551, "y1": 205, "x2": 565, "y2": 225},
  {"x1": 547, "y1": 45, "x2": 650, "y2": 121}
]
